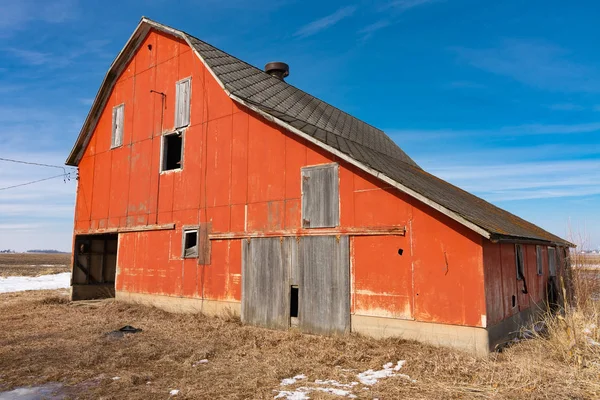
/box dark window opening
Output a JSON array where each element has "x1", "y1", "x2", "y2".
[
  {"x1": 536, "y1": 245, "x2": 543, "y2": 275},
  {"x1": 290, "y1": 286, "x2": 299, "y2": 318},
  {"x1": 183, "y1": 230, "x2": 198, "y2": 258},
  {"x1": 397, "y1": 248, "x2": 404, "y2": 256},
  {"x1": 515, "y1": 244, "x2": 525, "y2": 280},
  {"x1": 512, "y1": 295, "x2": 516, "y2": 308},
  {"x1": 163, "y1": 133, "x2": 182, "y2": 171},
  {"x1": 548, "y1": 247, "x2": 557, "y2": 277}
]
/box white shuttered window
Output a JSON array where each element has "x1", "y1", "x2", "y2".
[
  {"x1": 175, "y1": 78, "x2": 191, "y2": 128},
  {"x1": 111, "y1": 104, "x2": 124, "y2": 148}
]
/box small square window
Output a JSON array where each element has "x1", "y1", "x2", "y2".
[
  {"x1": 183, "y1": 229, "x2": 198, "y2": 258},
  {"x1": 515, "y1": 244, "x2": 525, "y2": 280},
  {"x1": 162, "y1": 132, "x2": 183, "y2": 171}
]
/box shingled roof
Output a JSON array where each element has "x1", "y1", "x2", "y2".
[{"x1": 66, "y1": 17, "x2": 572, "y2": 246}]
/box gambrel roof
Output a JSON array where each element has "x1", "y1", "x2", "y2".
[{"x1": 66, "y1": 17, "x2": 572, "y2": 246}]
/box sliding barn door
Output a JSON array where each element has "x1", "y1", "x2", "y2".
[
  {"x1": 241, "y1": 238, "x2": 291, "y2": 329},
  {"x1": 241, "y1": 235, "x2": 350, "y2": 335},
  {"x1": 298, "y1": 236, "x2": 350, "y2": 335}
]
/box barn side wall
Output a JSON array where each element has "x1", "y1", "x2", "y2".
[
  {"x1": 73, "y1": 29, "x2": 488, "y2": 346},
  {"x1": 483, "y1": 240, "x2": 569, "y2": 348}
]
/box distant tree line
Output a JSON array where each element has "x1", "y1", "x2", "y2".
[
  {"x1": 26, "y1": 249, "x2": 68, "y2": 254},
  {"x1": 0, "y1": 249, "x2": 16, "y2": 253}
]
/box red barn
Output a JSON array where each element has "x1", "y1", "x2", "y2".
[{"x1": 66, "y1": 18, "x2": 572, "y2": 355}]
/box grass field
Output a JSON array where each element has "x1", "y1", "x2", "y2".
[
  {"x1": 0, "y1": 253, "x2": 70, "y2": 277},
  {"x1": 0, "y1": 289, "x2": 598, "y2": 399},
  {"x1": 579, "y1": 254, "x2": 600, "y2": 269},
  {"x1": 0, "y1": 253, "x2": 599, "y2": 399}
]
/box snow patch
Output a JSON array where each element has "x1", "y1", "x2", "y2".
[
  {"x1": 274, "y1": 388, "x2": 310, "y2": 400},
  {"x1": 314, "y1": 380, "x2": 359, "y2": 388},
  {"x1": 0, "y1": 272, "x2": 70, "y2": 293},
  {"x1": 192, "y1": 359, "x2": 209, "y2": 366},
  {"x1": 275, "y1": 362, "x2": 414, "y2": 399},
  {"x1": 169, "y1": 389, "x2": 180, "y2": 396},
  {"x1": 280, "y1": 374, "x2": 306, "y2": 386},
  {"x1": 274, "y1": 387, "x2": 356, "y2": 399},
  {"x1": 357, "y1": 360, "x2": 415, "y2": 386},
  {"x1": 586, "y1": 337, "x2": 600, "y2": 347}
]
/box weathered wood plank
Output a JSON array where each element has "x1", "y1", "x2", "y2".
[
  {"x1": 301, "y1": 164, "x2": 339, "y2": 228},
  {"x1": 298, "y1": 235, "x2": 350, "y2": 335},
  {"x1": 208, "y1": 225, "x2": 406, "y2": 240},
  {"x1": 198, "y1": 222, "x2": 212, "y2": 265},
  {"x1": 241, "y1": 237, "x2": 291, "y2": 329},
  {"x1": 175, "y1": 78, "x2": 190, "y2": 128},
  {"x1": 75, "y1": 224, "x2": 175, "y2": 234}
]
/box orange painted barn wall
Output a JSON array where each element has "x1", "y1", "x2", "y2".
[{"x1": 73, "y1": 29, "x2": 486, "y2": 327}]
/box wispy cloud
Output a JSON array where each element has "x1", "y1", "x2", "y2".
[
  {"x1": 390, "y1": 121, "x2": 600, "y2": 141},
  {"x1": 547, "y1": 103, "x2": 586, "y2": 111},
  {"x1": 4, "y1": 48, "x2": 56, "y2": 66},
  {"x1": 384, "y1": 0, "x2": 441, "y2": 11},
  {"x1": 361, "y1": 0, "x2": 441, "y2": 40},
  {"x1": 429, "y1": 160, "x2": 600, "y2": 202},
  {"x1": 0, "y1": 151, "x2": 76, "y2": 251},
  {"x1": 3, "y1": 39, "x2": 111, "y2": 68},
  {"x1": 0, "y1": 0, "x2": 78, "y2": 36},
  {"x1": 451, "y1": 39, "x2": 600, "y2": 92},
  {"x1": 444, "y1": 80, "x2": 487, "y2": 89},
  {"x1": 358, "y1": 19, "x2": 391, "y2": 39},
  {"x1": 79, "y1": 98, "x2": 94, "y2": 106},
  {"x1": 294, "y1": 6, "x2": 357, "y2": 38}
]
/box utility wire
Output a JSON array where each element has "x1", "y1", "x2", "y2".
[
  {"x1": 0, "y1": 173, "x2": 72, "y2": 191},
  {"x1": 0, "y1": 157, "x2": 75, "y2": 174}
]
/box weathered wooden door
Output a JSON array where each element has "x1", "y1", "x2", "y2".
[
  {"x1": 298, "y1": 235, "x2": 350, "y2": 335},
  {"x1": 241, "y1": 237, "x2": 291, "y2": 329},
  {"x1": 241, "y1": 235, "x2": 350, "y2": 335}
]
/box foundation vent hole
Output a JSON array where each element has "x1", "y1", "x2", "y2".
[{"x1": 512, "y1": 295, "x2": 516, "y2": 308}]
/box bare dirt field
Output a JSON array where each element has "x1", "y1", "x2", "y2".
[
  {"x1": 0, "y1": 290, "x2": 599, "y2": 399},
  {"x1": 0, "y1": 253, "x2": 70, "y2": 277}
]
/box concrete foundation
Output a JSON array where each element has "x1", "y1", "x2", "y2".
[
  {"x1": 351, "y1": 314, "x2": 490, "y2": 357},
  {"x1": 108, "y1": 291, "x2": 546, "y2": 357},
  {"x1": 116, "y1": 291, "x2": 241, "y2": 316}
]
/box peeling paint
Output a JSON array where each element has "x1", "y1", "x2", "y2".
[{"x1": 76, "y1": 29, "x2": 489, "y2": 331}]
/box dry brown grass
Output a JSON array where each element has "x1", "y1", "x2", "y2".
[
  {"x1": 0, "y1": 253, "x2": 70, "y2": 277},
  {"x1": 1, "y1": 289, "x2": 599, "y2": 399}
]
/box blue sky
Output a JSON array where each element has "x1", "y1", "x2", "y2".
[{"x1": 0, "y1": 0, "x2": 598, "y2": 251}]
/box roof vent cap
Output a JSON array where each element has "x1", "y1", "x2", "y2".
[{"x1": 265, "y1": 62, "x2": 289, "y2": 80}]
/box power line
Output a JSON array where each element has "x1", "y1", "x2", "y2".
[
  {"x1": 0, "y1": 173, "x2": 73, "y2": 191},
  {"x1": 0, "y1": 157, "x2": 76, "y2": 174}
]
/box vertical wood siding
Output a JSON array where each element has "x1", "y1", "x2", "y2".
[
  {"x1": 301, "y1": 164, "x2": 339, "y2": 228},
  {"x1": 175, "y1": 78, "x2": 190, "y2": 128},
  {"x1": 298, "y1": 236, "x2": 350, "y2": 335},
  {"x1": 242, "y1": 237, "x2": 291, "y2": 329}
]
